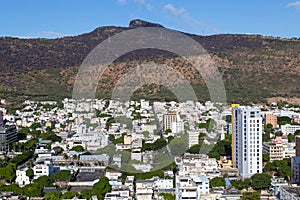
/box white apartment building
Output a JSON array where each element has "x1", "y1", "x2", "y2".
[
  {"x1": 154, "y1": 178, "x2": 173, "y2": 190},
  {"x1": 187, "y1": 131, "x2": 199, "y2": 148},
  {"x1": 172, "y1": 121, "x2": 184, "y2": 135},
  {"x1": 263, "y1": 142, "x2": 284, "y2": 161},
  {"x1": 281, "y1": 124, "x2": 300, "y2": 135},
  {"x1": 233, "y1": 106, "x2": 263, "y2": 178},
  {"x1": 176, "y1": 154, "x2": 219, "y2": 178},
  {"x1": 163, "y1": 112, "x2": 177, "y2": 131},
  {"x1": 15, "y1": 168, "x2": 30, "y2": 187},
  {"x1": 176, "y1": 176, "x2": 209, "y2": 200},
  {"x1": 135, "y1": 180, "x2": 154, "y2": 200},
  {"x1": 33, "y1": 159, "x2": 54, "y2": 179}
]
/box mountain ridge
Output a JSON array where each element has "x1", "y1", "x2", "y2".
[{"x1": 0, "y1": 19, "x2": 300, "y2": 104}]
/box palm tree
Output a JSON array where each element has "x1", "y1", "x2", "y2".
[
  {"x1": 63, "y1": 153, "x2": 69, "y2": 167},
  {"x1": 72, "y1": 154, "x2": 78, "y2": 166}
]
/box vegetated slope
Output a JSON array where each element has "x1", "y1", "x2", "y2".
[{"x1": 0, "y1": 19, "x2": 299, "y2": 104}]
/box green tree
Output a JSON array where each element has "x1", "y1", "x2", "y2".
[
  {"x1": 209, "y1": 177, "x2": 225, "y2": 188},
  {"x1": 160, "y1": 193, "x2": 175, "y2": 200},
  {"x1": 70, "y1": 145, "x2": 85, "y2": 152},
  {"x1": 33, "y1": 175, "x2": 53, "y2": 188},
  {"x1": 45, "y1": 191, "x2": 62, "y2": 200},
  {"x1": 50, "y1": 170, "x2": 71, "y2": 182},
  {"x1": 231, "y1": 178, "x2": 251, "y2": 190},
  {"x1": 278, "y1": 164, "x2": 292, "y2": 178},
  {"x1": 0, "y1": 163, "x2": 16, "y2": 183},
  {"x1": 186, "y1": 143, "x2": 203, "y2": 154},
  {"x1": 92, "y1": 177, "x2": 111, "y2": 199},
  {"x1": 61, "y1": 190, "x2": 78, "y2": 199},
  {"x1": 262, "y1": 154, "x2": 270, "y2": 162},
  {"x1": 26, "y1": 168, "x2": 34, "y2": 181},
  {"x1": 22, "y1": 184, "x2": 43, "y2": 197},
  {"x1": 242, "y1": 192, "x2": 260, "y2": 200},
  {"x1": 277, "y1": 116, "x2": 291, "y2": 126},
  {"x1": 251, "y1": 173, "x2": 272, "y2": 190},
  {"x1": 288, "y1": 133, "x2": 294, "y2": 142},
  {"x1": 79, "y1": 189, "x2": 93, "y2": 199}
]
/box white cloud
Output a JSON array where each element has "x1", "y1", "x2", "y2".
[
  {"x1": 164, "y1": 4, "x2": 186, "y2": 17},
  {"x1": 287, "y1": 1, "x2": 300, "y2": 10},
  {"x1": 164, "y1": 3, "x2": 218, "y2": 35}
]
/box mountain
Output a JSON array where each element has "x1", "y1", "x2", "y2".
[{"x1": 0, "y1": 19, "x2": 300, "y2": 104}]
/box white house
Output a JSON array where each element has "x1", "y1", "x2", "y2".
[
  {"x1": 33, "y1": 159, "x2": 54, "y2": 179},
  {"x1": 136, "y1": 180, "x2": 154, "y2": 200},
  {"x1": 15, "y1": 168, "x2": 30, "y2": 187}
]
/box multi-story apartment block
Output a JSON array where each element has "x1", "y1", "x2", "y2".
[
  {"x1": 33, "y1": 159, "x2": 54, "y2": 179},
  {"x1": 0, "y1": 125, "x2": 18, "y2": 152},
  {"x1": 176, "y1": 175, "x2": 209, "y2": 200},
  {"x1": 163, "y1": 112, "x2": 177, "y2": 131},
  {"x1": 265, "y1": 113, "x2": 278, "y2": 128},
  {"x1": 281, "y1": 124, "x2": 300, "y2": 135},
  {"x1": 233, "y1": 106, "x2": 263, "y2": 178},
  {"x1": 292, "y1": 157, "x2": 300, "y2": 184},
  {"x1": 187, "y1": 131, "x2": 199, "y2": 148},
  {"x1": 263, "y1": 141, "x2": 284, "y2": 161}
]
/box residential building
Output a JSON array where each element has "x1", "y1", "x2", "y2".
[
  {"x1": 176, "y1": 176, "x2": 197, "y2": 200},
  {"x1": 33, "y1": 159, "x2": 54, "y2": 179},
  {"x1": 263, "y1": 141, "x2": 284, "y2": 161},
  {"x1": 135, "y1": 180, "x2": 154, "y2": 200},
  {"x1": 187, "y1": 130, "x2": 199, "y2": 148},
  {"x1": 281, "y1": 124, "x2": 300, "y2": 135},
  {"x1": 163, "y1": 112, "x2": 177, "y2": 131},
  {"x1": 280, "y1": 186, "x2": 300, "y2": 200},
  {"x1": 15, "y1": 168, "x2": 30, "y2": 187},
  {"x1": 153, "y1": 178, "x2": 173, "y2": 191},
  {"x1": 231, "y1": 104, "x2": 240, "y2": 164},
  {"x1": 131, "y1": 148, "x2": 142, "y2": 162},
  {"x1": 0, "y1": 125, "x2": 18, "y2": 152},
  {"x1": 171, "y1": 121, "x2": 184, "y2": 135},
  {"x1": 125, "y1": 176, "x2": 134, "y2": 196},
  {"x1": 79, "y1": 154, "x2": 110, "y2": 166},
  {"x1": 266, "y1": 113, "x2": 278, "y2": 128},
  {"x1": 296, "y1": 136, "x2": 300, "y2": 156},
  {"x1": 176, "y1": 153, "x2": 219, "y2": 178},
  {"x1": 233, "y1": 106, "x2": 263, "y2": 178},
  {"x1": 292, "y1": 157, "x2": 300, "y2": 184},
  {"x1": 293, "y1": 116, "x2": 300, "y2": 125},
  {"x1": 269, "y1": 177, "x2": 288, "y2": 197},
  {"x1": 176, "y1": 175, "x2": 209, "y2": 200}
]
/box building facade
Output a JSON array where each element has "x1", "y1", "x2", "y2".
[
  {"x1": 187, "y1": 131, "x2": 199, "y2": 148},
  {"x1": 233, "y1": 106, "x2": 263, "y2": 178},
  {"x1": 0, "y1": 125, "x2": 18, "y2": 152},
  {"x1": 292, "y1": 157, "x2": 300, "y2": 184},
  {"x1": 280, "y1": 186, "x2": 300, "y2": 200},
  {"x1": 263, "y1": 142, "x2": 284, "y2": 161},
  {"x1": 265, "y1": 113, "x2": 278, "y2": 128},
  {"x1": 163, "y1": 112, "x2": 177, "y2": 131}
]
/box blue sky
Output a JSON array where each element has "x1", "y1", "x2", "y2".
[{"x1": 1, "y1": 0, "x2": 300, "y2": 38}]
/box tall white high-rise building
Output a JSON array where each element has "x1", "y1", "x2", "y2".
[{"x1": 233, "y1": 106, "x2": 263, "y2": 178}]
